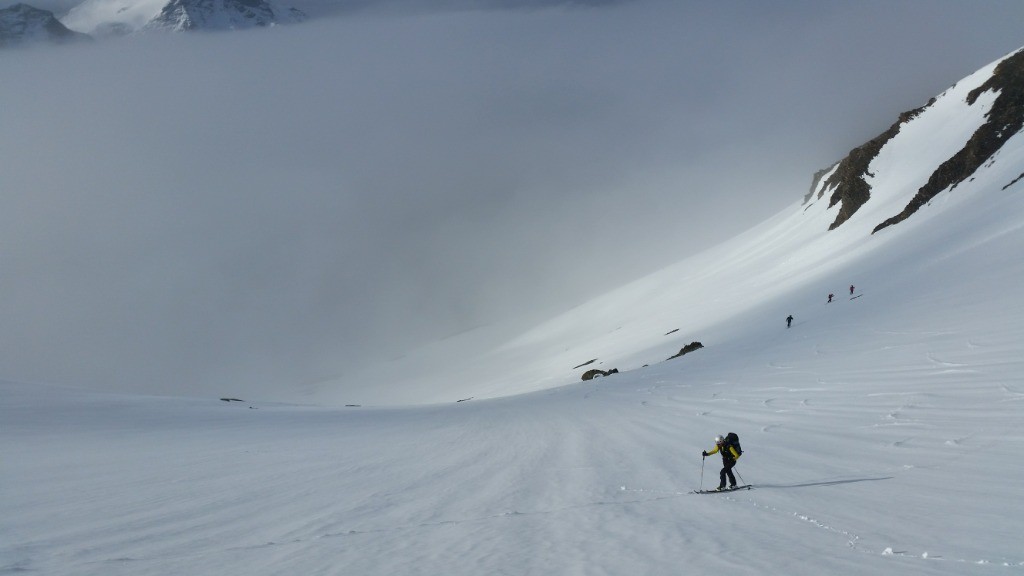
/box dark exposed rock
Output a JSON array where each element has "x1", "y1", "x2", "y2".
[
  {"x1": 667, "y1": 341, "x2": 703, "y2": 361},
  {"x1": 573, "y1": 358, "x2": 598, "y2": 369},
  {"x1": 581, "y1": 368, "x2": 618, "y2": 381},
  {"x1": 1004, "y1": 172, "x2": 1024, "y2": 190},
  {"x1": 803, "y1": 165, "x2": 835, "y2": 206},
  {"x1": 814, "y1": 49, "x2": 1024, "y2": 234},
  {"x1": 818, "y1": 102, "x2": 931, "y2": 230},
  {"x1": 873, "y1": 49, "x2": 1024, "y2": 234}
]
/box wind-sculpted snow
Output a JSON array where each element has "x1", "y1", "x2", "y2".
[{"x1": 4, "y1": 298, "x2": 1023, "y2": 575}]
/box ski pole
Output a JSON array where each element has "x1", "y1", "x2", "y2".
[
  {"x1": 735, "y1": 467, "x2": 746, "y2": 487},
  {"x1": 700, "y1": 454, "x2": 706, "y2": 491}
]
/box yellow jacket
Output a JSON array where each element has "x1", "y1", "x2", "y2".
[{"x1": 706, "y1": 443, "x2": 740, "y2": 460}]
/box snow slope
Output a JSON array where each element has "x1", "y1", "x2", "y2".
[
  {"x1": 307, "y1": 47, "x2": 1024, "y2": 407},
  {"x1": 3, "y1": 46, "x2": 1024, "y2": 576}
]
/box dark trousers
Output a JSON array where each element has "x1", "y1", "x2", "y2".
[{"x1": 719, "y1": 460, "x2": 736, "y2": 488}]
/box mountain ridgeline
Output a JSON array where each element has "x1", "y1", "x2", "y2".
[
  {"x1": 0, "y1": 3, "x2": 90, "y2": 47},
  {"x1": 0, "y1": 0, "x2": 304, "y2": 45},
  {"x1": 807, "y1": 48, "x2": 1024, "y2": 234},
  {"x1": 144, "y1": 0, "x2": 305, "y2": 32}
]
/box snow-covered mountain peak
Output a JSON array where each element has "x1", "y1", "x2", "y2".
[
  {"x1": 61, "y1": 0, "x2": 305, "y2": 35},
  {"x1": 144, "y1": 0, "x2": 305, "y2": 32},
  {"x1": 60, "y1": 0, "x2": 164, "y2": 35},
  {"x1": 0, "y1": 3, "x2": 91, "y2": 46}
]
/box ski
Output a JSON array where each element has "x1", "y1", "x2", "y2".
[{"x1": 690, "y1": 485, "x2": 753, "y2": 494}]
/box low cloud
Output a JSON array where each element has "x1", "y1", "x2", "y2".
[{"x1": 1, "y1": 1, "x2": 1021, "y2": 400}]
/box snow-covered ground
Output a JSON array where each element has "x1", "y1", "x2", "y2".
[
  {"x1": 3, "y1": 46, "x2": 1024, "y2": 576},
  {"x1": 4, "y1": 276, "x2": 1023, "y2": 574}
]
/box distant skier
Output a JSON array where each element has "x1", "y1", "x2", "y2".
[
  {"x1": 786, "y1": 315, "x2": 793, "y2": 328},
  {"x1": 703, "y1": 433, "x2": 742, "y2": 491},
  {"x1": 828, "y1": 293, "x2": 834, "y2": 303},
  {"x1": 849, "y1": 284, "x2": 855, "y2": 295}
]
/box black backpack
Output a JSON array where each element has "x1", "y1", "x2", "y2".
[{"x1": 725, "y1": 432, "x2": 742, "y2": 456}]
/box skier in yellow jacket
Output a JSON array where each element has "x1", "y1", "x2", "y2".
[{"x1": 703, "y1": 434, "x2": 741, "y2": 491}]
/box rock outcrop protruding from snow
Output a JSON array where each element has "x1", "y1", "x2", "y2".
[
  {"x1": 810, "y1": 47, "x2": 1024, "y2": 234},
  {"x1": 667, "y1": 341, "x2": 703, "y2": 361},
  {"x1": 872, "y1": 49, "x2": 1024, "y2": 234},
  {"x1": 814, "y1": 102, "x2": 931, "y2": 230},
  {"x1": 581, "y1": 368, "x2": 618, "y2": 381},
  {"x1": 144, "y1": 0, "x2": 305, "y2": 32},
  {"x1": 0, "y1": 3, "x2": 91, "y2": 48}
]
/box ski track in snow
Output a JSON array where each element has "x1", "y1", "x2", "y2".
[{"x1": 626, "y1": 483, "x2": 1024, "y2": 569}]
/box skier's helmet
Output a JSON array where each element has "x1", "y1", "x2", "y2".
[{"x1": 715, "y1": 435, "x2": 724, "y2": 444}]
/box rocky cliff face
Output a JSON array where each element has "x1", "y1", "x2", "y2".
[
  {"x1": 0, "y1": 3, "x2": 91, "y2": 47},
  {"x1": 807, "y1": 48, "x2": 1024, "y2": 234}
]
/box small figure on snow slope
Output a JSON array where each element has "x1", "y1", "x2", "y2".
[
  {"x1": 786, "y1": 314, "x2": 793, "y2": 328},
  {"x1": 703, "y1": 433, "x2": 742, "y2": 490}
]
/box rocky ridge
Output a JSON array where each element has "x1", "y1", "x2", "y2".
[{"x1": 808, "y1": 48, "x2": 1024, "y2": 235}]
